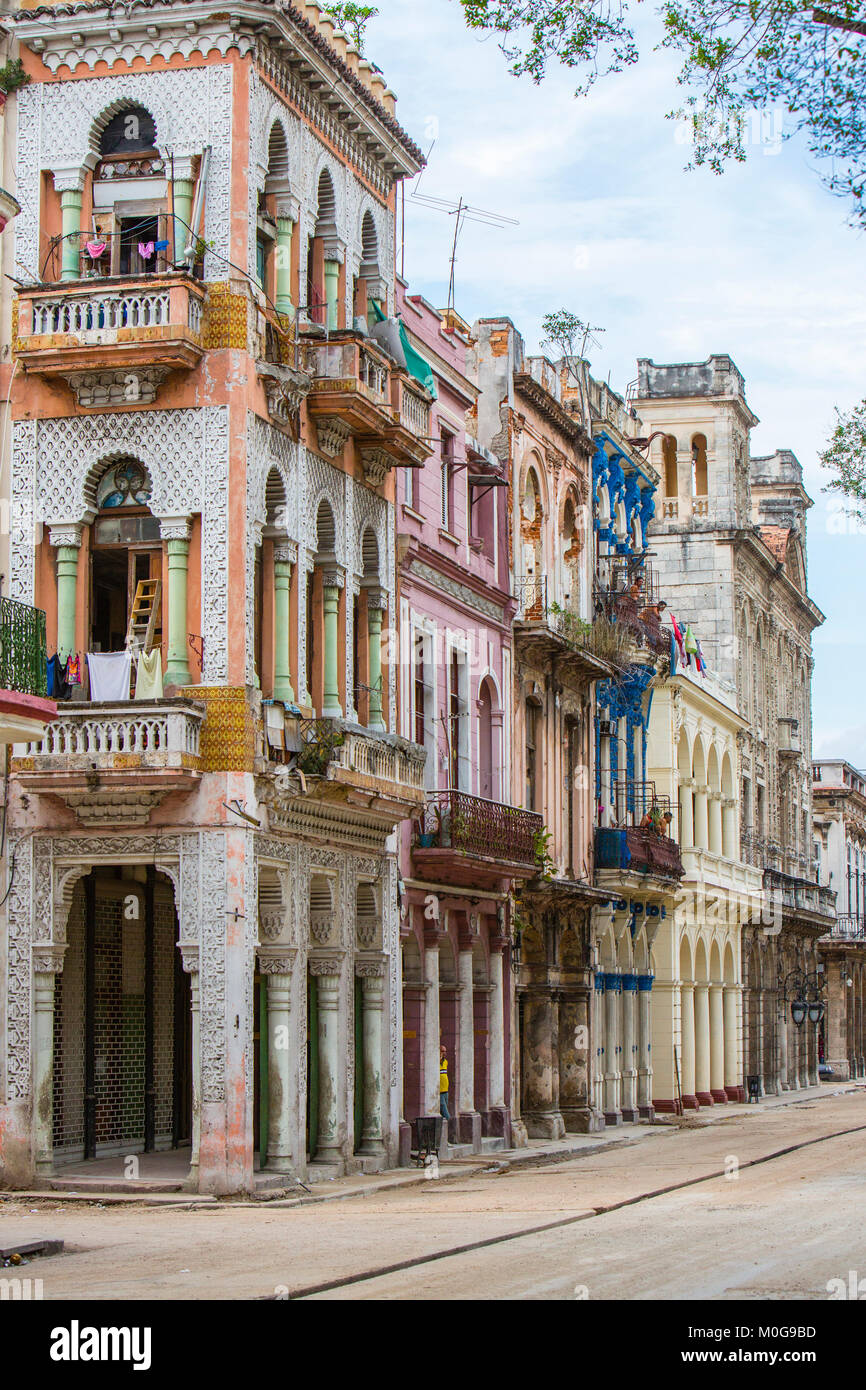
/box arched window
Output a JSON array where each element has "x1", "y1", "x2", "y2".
[
  {"x1": 691, "y1": 434, "x2": 708, "y2": 500},
  {"x1": 356, "y1": 210, "x2": 382, "y2": 319},
  {"x1": 520, "y1": 466, "x2": 544, "y2": 614},
  {"x1": 478, "y1": 677, "x2": 496, "y2": 800},
  {"x1": 662, "y1": 435, "x2": 678, "y2": 497},
  {"x1": 99, "y1": 106, "x2": 157, "y2": 157},
  {"x1": 92, "y1": 105, "x2": 166, "y2": 276},
  {"x1": 90, "y1": 458, "x2": 161, "y2": 663}
]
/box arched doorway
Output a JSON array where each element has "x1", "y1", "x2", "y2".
[
  {"x1": 478, "y1": 678, "x2": 494, "y2": 800},
  {"x1": 88, "y1": 458, "x2": 163, "y2": 695},
  {"x1": 52, "y1": 867, "x2": 191, "y2": 1173}
]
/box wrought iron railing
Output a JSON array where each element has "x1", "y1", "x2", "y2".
[
  {"x1": 828, "y1": 914, "x2": 866, "y2": 940},
  {"x1": 595, "y1": 825, "x2": 684, "y2": 879},
  {"x1": 763, "y1": 867, "x2": 836, "y2": 919},
  {"x1": 418, "y1": 789, "x2": 544, "y2": 866},
  {"x1": 609, "y1": 779, "x2": 675, "y2": 830},
  {"x1": 0, "y1": 594, "x2": 48, "y2": 697}
]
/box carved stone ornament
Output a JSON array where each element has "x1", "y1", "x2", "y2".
[
  {"x1": 310, "y1": 910, "x2": 334, "y2": 946},
  {"x1": 256, "y1": 946, "x2": 297, "y2": 975},
  {"x1": 308, "y1": 956, "x2": 343, "y2": 976},
  {"x1": 257, "y1": 360, "x2": 313, "y2": 430},
  {"x1": 159, "y1": 517, "x2": 192, "y2": 541},
  {"x1": 31, "y1": 945, "x2": 66, "y2": 974},
  {"x1": 360, "y1": 446, "x2": 392, "y2": 488},
  {"x1": 316, "y1": 415, "x2": 352, "y2": 458},
  {"x1": 355, "y1": 957, "x2": 386, "y2": 977},
  {"x1": 65, "y1": 367, "x2": 170, "y2": 409},
  {"x1": 48, "y1": 524, "x2": 83, "y2": 550}
]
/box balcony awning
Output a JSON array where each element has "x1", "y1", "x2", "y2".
[{"x1": 371, "y1": 300, "x2": 437, "y2": 400}]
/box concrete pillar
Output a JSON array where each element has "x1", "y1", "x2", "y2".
[
  {"x1": 723, "y1": 986, "x2": 741, "y2": 1099},
  {"x1": 620, "y1": 973, "x2": 639, "y2": 1121},
  {"x1": 680, "y1": 981, "x2": 697, "y2": 1108},
  {"x1": 603, "y1": 973, "x2": 622, "y2": 1124},
  {"x1": 321, "y1": 570, "x2": 344, "y2": 718},
  {"x1": 592, "y1": 972, "x2": 605, "y2": 1115},
  {"x1": 694, "y1": 983, "x2": 712, "y2": 1103},
  {"x1": 314, "y1": 967, "x2": 342, "y2": 1162},
  {"x1": 522, "y1": 990, "x2": 565, "y2": 1138},
  {"x1": 488, "y1": 941, "x2": 506, "y2": 1111},
  {"x1": 358, "y1": 967, "x2": 386, "y2": 1154},
  {"x1": 50, "y1": 526, "x2": 82, "y2": 662},
  {"x1": 59, "y1": 187, "x2": 83, "y2": 280},
  {"x1": 778, "y1": 999, "x2": 790, "y2": 1090},
  {"x1": 709, "y1": 983, "x2": 726, "y2": 1100},
  {"x1": 423, "y1": 933, "x2": 441, "y2": 1118},
  {"x1": 637, "y1": 973, "x2": 654, "y2": 1117},
  {"x1": 161, "y1": 519, "x2": 192, "y2": 686},
  {"x1": 456, "y1": 945, "x2": 479, "y2": 1147},
  {"x1": 33, "y1": 952, "x2": 64, "y2": 1177},
  {"x1": 709, "y1": 795, "x2": 723, "y2": 855},
  {"x1": 272, "y1": 546, "x2": 295, "y2": 703},
  {"x1": 722, "y1": 799, "x2": 737, "y2": 858},
  {"x1": 180, "y1": 947, "x2": 201, "y2": 1185},
  {"x1": 365, "y1": 588, "x2": 386, "y2": 731},
  {"x1": 680, "y1": 780, "x2": 694, "y2": 846},
  {"x1": 823, "y1": 957, "x2": 850, "y2": 1078},
  {"x1": 259, "y1": 950, "x2": 295, "y2": 1172}
]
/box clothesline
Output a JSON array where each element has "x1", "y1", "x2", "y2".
[{"x1": 47, "y1": 649, "x2": 164, "y2": 701}]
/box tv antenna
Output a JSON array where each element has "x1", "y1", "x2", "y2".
[{"x1": 410, "y1": 183, "x2": 518, "y2": 315}]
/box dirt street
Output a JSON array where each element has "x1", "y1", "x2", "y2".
[{"x1": 2, "y1": 1090, "x2": 865, "y2": 1300}]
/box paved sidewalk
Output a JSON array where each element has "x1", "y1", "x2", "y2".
[{"x1": 6, "y1": 1079, "x2": 860, "y2": 1212}]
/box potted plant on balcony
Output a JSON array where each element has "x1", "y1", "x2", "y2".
[
  {"x1": 297, "y1": 723, "x2": 344, "y2": 777},
  {"x1": 532, "y1": 827, "x2": 556, "y2": 882},
  {"x1": 0, "y1": 59, "x2": 30, "y2": 111}
]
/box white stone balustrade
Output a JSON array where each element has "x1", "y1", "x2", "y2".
[
  {"x1": 25, "y1": 700, "x2": 204, "y2": 770},
  {"x1": 399, "y1": 379, "x2": 431, "y2": 438},
  {"x1": 333, "y1": 728, "x2": 426, "y2": 794}
]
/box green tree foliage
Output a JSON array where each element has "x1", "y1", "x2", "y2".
[
  {"x1": 457, "y1": 1, "x2": 866, "y2": 224},
  {"x1": 821, "y1": 398, "x2": 866, "y2": 521},
  {"x1": 323, "y1": 3, "x2": 380, "y2": 54}
]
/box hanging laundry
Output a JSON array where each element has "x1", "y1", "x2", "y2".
[
  {"x1": 696, "y1": 639, "x2": 707, "y2": 676},
  {"x1": 670, "y1": 612, "x2": 687, "y2": 663},
  {"x1": 66, "y1": 654, "x2": 82, "y2": 685},
  {"x1": 684, "y1": 625, "x2": 698, "y2": 667},
  {"x1": 669, "y1": 629, "x2": 678, "y2": 677},
  {"x1": 154, "y1": 239, "x2": 170, "y2": 252},
  {"x1": 85, "y1": 241, "x2": 107, "y2": 259},
  {"x1": 46, "y1": 655, "x2": 70, "y2": 701},
  {"x1": 138, "y1": 241, "x2": 155, "y2": 260},
  {"x1": 87, "y1": 650, "x2": 132, "y2": 702},
  {"x1": 134, "y1": 648, "x2": 163, "y2": 701}
]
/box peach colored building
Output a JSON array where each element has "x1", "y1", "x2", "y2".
[{"x1": 0, "y1": 0, "x2": 431, "y2": 1194}]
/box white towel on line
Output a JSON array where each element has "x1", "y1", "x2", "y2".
[{"x1": 87, "y1": 650, "x2": 132, "y2": 701}]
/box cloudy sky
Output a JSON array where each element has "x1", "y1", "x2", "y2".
[{"x1": 365, "y1": 0, "x2": 866, "y2": 765}]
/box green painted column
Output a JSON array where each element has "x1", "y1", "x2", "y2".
[
  {"x1": 172, "y1": 177, "x2": 196, "y2": 267},
  {"x1": 365, "y1": 588, "x2": 386, "y2": 731},
  {"x1": 59, "y1": 188, "x2": 83, "y2": 282},
  {"x1": 275, "y1": 217, "x2": 295, "y2": 317},
  {"x1": 51, "y1": 526, "x2": 82, "y2": 661},
  {"x1": 273, "y1": 546, "x2": 295, "y2": 703},
  {"x1": 324, "y1": 259, "x2": 340, "y2": 331},
  {"x1": 321, "y1": 570, "x2": 343, "y2": 718},
  {"x1": 162, "y1": 521, "x2": 191, "y2": 687}
]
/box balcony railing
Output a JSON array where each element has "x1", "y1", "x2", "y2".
[
  {"x1": 418, "y1": 789, "x2": 544, "y2": 867},
  {"x1": 24, "y1": 701, "x2": 203, "y2": 766},
  {"x1": 513, "y1": 578, "x2": 627, "y2": 669},
  {"x1": 763, "y1": 867, "x2": 836, "y2": 920},
  {"x1": 827, "y1": 914, "x2": 866, "y2": 940},
  {"x1": 595, "y1": 825, "x2": 684, "y2": 879},
  {"x1": 0, "y1": 595, "x2": 48, "y2": 698},
  {"x1": 397, "y1": 377, "x2": 431, "y2": 439}
]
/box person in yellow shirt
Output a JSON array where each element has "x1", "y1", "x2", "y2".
[{"x1": 439, "y1": 1043, "x2": 450, "y2": 1121}]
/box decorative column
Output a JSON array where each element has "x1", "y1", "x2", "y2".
[
  {"x1": 272, "y1": 543, "x2": 296, "y2": 703},
  {"x1": 321, "y1": 568, "x2": 344, "y2": 719},
  {"x1": 356, "y1": 961, "x2": 386, "y2": 1155},
  {"x1": 171, "y1": 157, "x2": 197, "y2": 266},
  {"x1": 423, "y1": 924, "x2": 442, "y2": 1120},
  {"x1": 637, "y1": 973, "x2": 654, "y2": 1118},
  {"x1": 488, "y1": 934, "x2": 508, "y2": 1135},
  {"x1": 180, "y1": 944, "x2": 201, "y2": 1186},
  {"x1": 679, "y1": 777, "x2": 695, "y2": 847},
  {"x1": 258, "y1": 948, "x2": 296, "y2": 1172},
  {"x1": 694, "y1": 784, "x2": 709, "y2": 850},
  {"x1": 364, "y1": 586, "x2": 387, "y2": 732},
  {"x1": 694, "y1": 983, "x2": 713, "y2": 1104},
  {"x1": 778, "y1": 997, "x2": 790, "y2": 1090},
  {"x1": 723, "y1": 985, "x2": 742, "y2": 1100},
  {"x1": 50, "y1": 525, "x2": 83, "y2": 662},
  {"x1": 54, "y1": 170, "x2": 85, "y2": 281},
  {"x1": 274, "y1": 195, "x2": 300, "y2": 317},
  {"x1": 32, "y1": 947, "x2": 65, "y2": 1177},
  {"x1": 522, "y1": 989, "x2": 565, "y2": 1139},
  {"x1": 592, "y1": 970, "x2": 605, "y2": 1116},
  {"x1": 709, "y1": 794, "x2": 723, "y2": 856},
  {"x1": 680, "y1": 981, "x2": 697, "y2": 1109},
  {"x1": 620, "y1": 973, "x2": 639, "y2": 1121},
  {"x1": 161, "y1": 518, "x2": 192, "y2": 687},
  {"x1": 603, "y1": 972, "x2": 622, "y2": 1124},
  {"x1": 310, "y1": 959, "x2": 343, "y2": 1164},
  {"x1": 323, "y1": 243, "x2": 344, "y2": 330},
  {"x1": 456, "y1": 938, "x2": 479, "y2": 1147},
  {"x1": 722, "y1": 797, "x2": 737, "y2": 859},
  {"x1": 709, "y1": 982, "x2": 726, "y2": 1101}
]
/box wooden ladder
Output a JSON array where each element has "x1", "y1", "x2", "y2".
[{"x1": 126, "y1": 579, "x2": 161, "y2": 654}]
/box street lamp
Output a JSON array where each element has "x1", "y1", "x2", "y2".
[
  {"x1": 791, "y1": 997, "x2": 807, "y2": 1028},
  {"x1": 808, "y1": 1000, "x2": 825, "y2": 1026}
]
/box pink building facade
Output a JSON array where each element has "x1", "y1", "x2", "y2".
[{"x1": 395, "y1": 289, "x2": 540, "y2": 1157}]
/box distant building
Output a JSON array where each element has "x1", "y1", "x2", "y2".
[{"x1": 812, "y1": 759, "x2": 866, "y2": 1078}]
